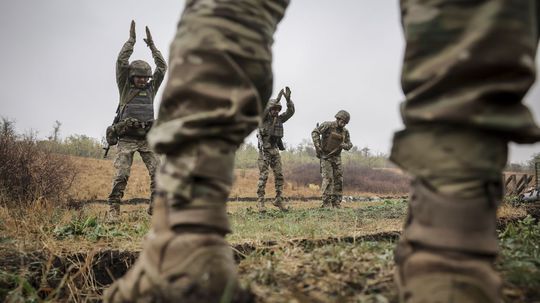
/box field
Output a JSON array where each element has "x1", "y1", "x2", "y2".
[{"x1": 1, "y1": 156, "x2": 540, "y2": 302}]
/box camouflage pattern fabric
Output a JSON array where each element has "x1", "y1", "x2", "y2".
[
  {"x1": 395, "y1": 0, "x2": 540, "y2": 145},
  {"x1": 256, "y1": 147, "x2": 283, "y2": 199},
  {"x1": 116, "y1": 32, "x2": 167, "y2": 107},
  {"x1": 312, "y1": 120, "x2": 352, "y2": 207},
  {"x1": 108, "y1": 24, "x2": 166, "y2": 210},
  {"x1": 108, "y1": 139, "x2": 159, "y2": 205},
  {"x1": 256, "y1": 95, "x2": 294, "y2": 199},
  {"x1": 312, "y1": 121, "x2": 352, "y2": 158},
  {"x1": 391, "y1": 0, "x2": 540, "y2": 196},
  {"x1": 389, "y1": 1, "x2": 540, "y2": 302},
  {"x1": 145, "y1": 0, "x2": 289, "y2": 231},
  {"x1": 107, "y1": 0, "x2": 540, "y2": 302},
  {"x1": 320, "y1": 155, "x2": 343, "y2": 208},
  {"x1": 259, "y1": 96, "x2": 295, "y2": 144}
]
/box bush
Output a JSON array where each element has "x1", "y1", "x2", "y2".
[
  {"x1": 286, "y1": 161, "x2": 409, "y2": 194},
  {"x1": 0, "y1": 119, "x2": 77, "y2": 205}
]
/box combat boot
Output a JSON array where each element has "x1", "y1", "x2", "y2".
[
  {"x1": 104, "y1": 196, "x2": 240, "y2": 303},
  {"x1": 320, "y1": 196, "x2": 332, "y2": 208},
  {"x1": 108, "y1": 202, "x2": 120, "y2": 219},
  {"x1": 257, "y1": 197, "x2": 266, "y2": 213},
  {"x1": 331, "y1": 195, "x2": 342, "y2": 208},
  {"x1": 394, "y1": 180, "x2": 502, "y2": 303},
  {"x1": 272, "y1": 196, "x2": 288, "y2": 212}
]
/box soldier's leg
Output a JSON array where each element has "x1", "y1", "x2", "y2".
[
  {"x1": 107, "y1": 141, "x2": 135, "y2": 216},
  {"x1": 270, "y1": 150, "x2": 287, "y2": 211},
  {"x1": 139, "y1": 141, "x2": 160, "y2": 215},
  {"x1": 104, "y1": 1, "x2": 288, "y2": 302},
  {"x1": 331, "y1": 157, "x2": 343, "y2": 208},
  {"x1": 393, "y1": 1, "x2": 540, "y2": 302},
  {"x1": 257, "y1": 149, "x2": 270, "y2": 211},
  {"x1": 320, "y1": 158, "x2": 334, "y2": 208}
]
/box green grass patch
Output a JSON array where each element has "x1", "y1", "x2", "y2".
[
  {"x1": 228, "y1": 200, "x2": 406, "y2": 243},
  {"x1": 498, "y1": 215, "x2": 540, "y2": 301}
]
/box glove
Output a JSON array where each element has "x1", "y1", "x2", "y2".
[
  {"x1": 129, "y1": 20, "x2": 136, "y2": 41},
  {"x1": 284, "y1": 86, "x2": 291, "y2": 100},
  {"x1": 144, "y1": 26, "x2": 155, "y2": 48}
]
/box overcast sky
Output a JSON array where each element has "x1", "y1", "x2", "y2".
[{"x1": 1, "y1": 0, "x2": 540, "y2": 163}]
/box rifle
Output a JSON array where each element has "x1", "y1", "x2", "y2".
[{"x1": 103, "y1": 104, "x2": 122, "y2": 158}]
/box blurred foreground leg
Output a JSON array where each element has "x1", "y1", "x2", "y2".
[
  {"x1": 103, "y1": 0, "x2": 288, "y2": 302},
  {"x1": 392, "y1": 0, "x2": 540, "y2": 302}
]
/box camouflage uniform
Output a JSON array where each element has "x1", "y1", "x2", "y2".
[
  {"x1": 107, "y1": 24, "x2": 167, "y2": 215},
  {"x1": 312, "y1": 117, "x2": 352, "y2": 208},
  {"x1": 390, "y1": 1, "x2": 540, "y2": 302},
  {"x1": 105, "y1": 1, "x2": 540, "y2": 302},
  {"x1": 256, "y1": 93, "x2": 295, "y2": 211}
]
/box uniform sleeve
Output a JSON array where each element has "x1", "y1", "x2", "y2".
[
  {"x1": 342, "y1": 128, "x2": 353, "y2": 151},
  {"x1": 150, "y1": 45, "x2": 167, "y2": 93},
  {"x1": 311, "y1": 122, "x2": 328, "y2": 149},
  {"x1": 279, "y1": 96, "x2": 295, "y2": 123},
  {"x1": 116, "y1": 38, "x2": 135, "y2": 92}
]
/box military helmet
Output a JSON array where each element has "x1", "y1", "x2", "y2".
[
  {"x1": 129, "y1": 60, "x2": 152, "y2": 78},
  {"x1": 335, "y1": 110, "x2": 350, "y2": 123},
  {"x1": 268, "y1": 99, "x2": 282, "y2": 111}
]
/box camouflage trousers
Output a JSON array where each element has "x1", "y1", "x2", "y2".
[
  {"x1": 320, "y1": 155, "x2": 343, "y2": 207},
  {"x1": 145, "y1": 0, "x2": 285, "y2": 232},
  {"x1": 257, "y1": 147, "x2": 284, "y2": 199},
  {"x1": 108, "y1": 139, "x2": 159, "y2": 205}
]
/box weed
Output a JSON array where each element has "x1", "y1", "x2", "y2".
[{"x1": 498, "y1": 215, "x2": 540, "y2": 301}]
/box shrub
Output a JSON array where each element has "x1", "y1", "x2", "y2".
[
  {"x1": 0, "y1": 119, "x2": 78, "y2": 205},
  {"x1": 286, "y1": 161, "x2": 409, "y2": 194}
]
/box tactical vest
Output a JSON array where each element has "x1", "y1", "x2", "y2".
[
  {"x1": 322, "y1": 128, "x2": 344, "y2": 155},
  {"x1": 121, "y1": 89, "x2": 154, "y2": 122},
  {"x1": 259, "y1": 116, "x2": 285, "y2": 150}
]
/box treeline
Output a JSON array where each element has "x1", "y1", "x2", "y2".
[
  {"x1": 235, "y1": 139, "x2": 392, "y2": 169},
  {"x1": 5, "y1": 118, "x2": 536, "y2": 173}
]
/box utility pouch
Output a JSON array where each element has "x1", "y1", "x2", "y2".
[{"x1": 106, "y1": 125, "x2": 118, "y2": 146}]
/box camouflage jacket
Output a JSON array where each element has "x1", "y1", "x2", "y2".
[
  {"x1": 116, "y1": 37, "x2": 167, "y2": 108},
  {"x1": 312, "y1": 121, "x2": 352, "y2": 157},
  {"x1": 258, "y1": 97, "x2": 295, "y2": 150}
]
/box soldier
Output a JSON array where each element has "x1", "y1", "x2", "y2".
[
  {"x1": 312, "y1": 110, "x2": 353, "y2": 208},
  {"x1": 256, "y1": 87, "x2": 295, "y2": 212},
  {"x1": 105, "y1": 1, "x2": 540, "y2": 303},
  {"x1": 106, "y1": 20, "x2": 167, "y2": 217}
]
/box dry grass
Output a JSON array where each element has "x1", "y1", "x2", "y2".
[
  {"x1": 68, "y1": 157, "x2": 152, "y2": 201},
  {"x1": 69, "y1": 156, "x2": 395, "y2": 201}
]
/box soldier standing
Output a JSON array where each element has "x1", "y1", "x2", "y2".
[
  {"x1": 105, "y1": 1, "x2": 540, "y2": 303},
  {"x1": 106, "y1": 21, "x2": 167, "y2": 217},
  {"x1": 256, "y1": 87, "x2": 295, "y2": 212},
  {"x1": 312, "y1": 110, "x2": 353, "y2": 208}
]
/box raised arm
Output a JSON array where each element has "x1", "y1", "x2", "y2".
[
  {"x1": 116, "y1": 20, "x2": 136, "y2": 90},
  {"x1": 279, "y1": 87, "x2": 295, "y2": 122},
  {"x1": 144, "y1": 26, "x2": 167, "y2": 92}
]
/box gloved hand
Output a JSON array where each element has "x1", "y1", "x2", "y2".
[
  {"x1": 129, "y1": 20, "x2": 136, "y2": 41},
  {"x1": 284, "y1": 86, "x2": 291, "y2": 100},
  {"x1": 144, "y1": 26, "x2": 155, "y2": 48}
]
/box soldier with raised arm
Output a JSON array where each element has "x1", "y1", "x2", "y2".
[
  {"x1": 105, "y1": 1, "x2": 540, "y2": 302},
  {"x1": 312, "y1": 110, "x2": 353, "y2": 208},
  {"x1": 256, "y1": 86, "x2": 295, "y2": 212},
  {"x1": 106, "y1": 20, "x2": 167, "y2": 217}
]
